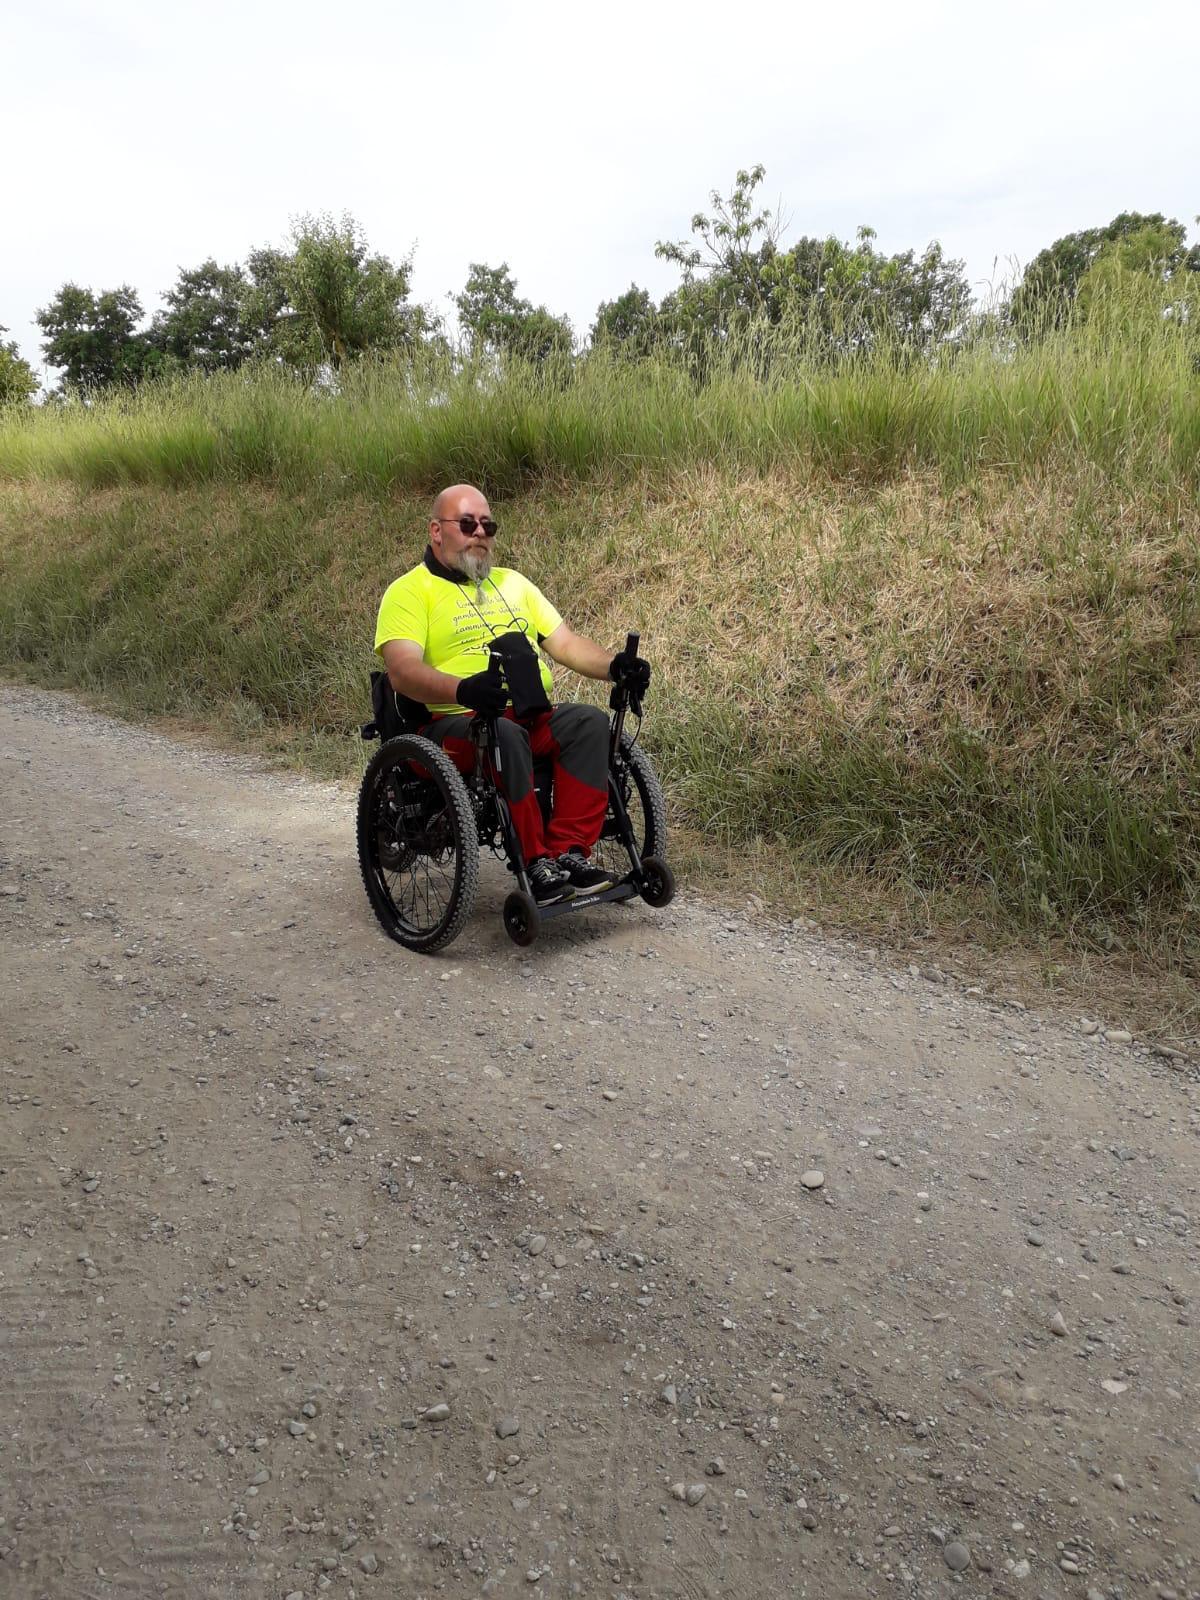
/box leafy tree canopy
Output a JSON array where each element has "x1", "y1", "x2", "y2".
[
  {"x1": 454, "y1": 262, "x2": 573, "y2": 365},
  {"x1": 1073, "y1": 221, "x2": 1200, "y2": 328},
  {"x1": 655, "y1": 166, "x2": 969, "y2": 353},
  {"x1": 1009, "y1": 212, "x2": 1200, "y2": 332},
  {"x1": 656, "y1": 164, "x2": 781, "y2": 310},
  {"x1": 36, "y1": 284, "x2": 158, "y2": 392},
  {"x1": 590, "y1": 284, "x2": 662, "y2": 358},
  {"x1": 279, "y1": 213, "x2": 426, "y2": 368},
  {"x1": 149, "y1": 260, "x2": 254, "y2": 373},
  {"x1": 0, "y1": 325, "x2": 39, "y2": 405}
]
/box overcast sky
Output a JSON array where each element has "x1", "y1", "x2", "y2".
[{"x1": 5, "y1": 0, "x2": 1197, "y2": 379}]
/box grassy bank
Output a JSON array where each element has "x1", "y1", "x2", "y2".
[{"x1": 1, "y1": 335, "x2": 1197, "y2": 1019}]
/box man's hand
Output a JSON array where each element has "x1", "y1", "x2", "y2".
[
  {"x1": 608, "y1": 652, "x2": 652, "y2": 696},
  {"x1": 456, "y1": 668, "x2": 509, "y2": 714}
]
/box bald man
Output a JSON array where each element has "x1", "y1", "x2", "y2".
[{"x1": 374, "y1": 484, "x2": 652, "y2": 905}]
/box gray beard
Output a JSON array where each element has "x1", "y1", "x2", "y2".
[{"x1": 458, "y1": 548, "x2": 493, "y2": 584}]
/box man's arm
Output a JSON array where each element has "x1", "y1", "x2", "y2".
[
  {"x1": 541, "y1": 622, "x2": 617, "y2": 680},
  {"x1": 380, "y1": 638, "x2": 462, "y2": 706}
]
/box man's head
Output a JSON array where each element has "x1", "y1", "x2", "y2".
[{"x1": 430, "y1": 483, "x2": 497, "y2": 584}]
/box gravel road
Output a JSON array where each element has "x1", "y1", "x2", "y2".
[{"x1": 1, "y1": 682, "x2": 1197, "y2": 1600}]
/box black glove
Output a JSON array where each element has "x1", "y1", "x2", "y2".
[
  {"x1": 609, "y1": 652, "x2": 651, "y2": 696},
  {"x1": 456, "y1": 668, "x2": 508, "y2": 714}
]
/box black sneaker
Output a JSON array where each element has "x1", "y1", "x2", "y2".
[
  {"x1": 557, "y1": 848, "x2": 616, "y2": 894},
  {"x1": 527, "y1": 856, "x2": 575, "y2": 905}
]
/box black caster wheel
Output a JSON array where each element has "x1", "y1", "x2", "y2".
[
  {"x1": 503, "y1": 890, "x2": 541, "y2": 946},
  {"x1": 638, "y1": 855, "x2": 675, "y2": 908}
]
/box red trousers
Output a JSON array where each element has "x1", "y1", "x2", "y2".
[{"x1": 422, "y1": 703, "x2": 610, "y2": 863}]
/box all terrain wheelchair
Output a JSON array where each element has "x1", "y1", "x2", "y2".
[{"x1": 356, "y1": 633, "x2": 675, "y2": 952}]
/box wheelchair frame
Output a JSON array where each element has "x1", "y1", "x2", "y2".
[{"x1": 357, "y1": 632, "x2": 674, "y2": 950}]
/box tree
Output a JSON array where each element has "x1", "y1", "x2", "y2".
[
  {"x1": 0, "y1": 326, "x2": 38, "y2": 405},
  {"x1": 1073, "y1": 220, "x2": 1200, "y2": 327},
  {"x1": 763, "y1": 229, "x2": 971, "y2": 352},
  {"x1": 654, "y1": 166, "x2": 969, "y2": 356},
  {"x1": 149, "y1": 259, "x2": 254, "y2": 373},
  {"x1": 590, "y1": 285, "x2": 661, "y2": 357},
  {"x1": 282, "y1": 213, "x2": 427, "y2": 368},
  {"x1": 656, "y1": 164, "x2": 779, "y2": 304},
  {"x1": 237, "y1": 215, "x2": 433, "y2": 371},
  {"x1": 655, "y1": 164, "x2": 782, "y2": 343},
  {"x1": 36, "y1": 284, "x2": 156, "y2": 391},
  {"x1": 1008, "y1": 212, "x2": 1200, "y2": 333},
  {"x1": 239, "y1": 246, "x2": 294, "y2": 355},
  {"x1": 454, "y1": 262, "x2": 573, "y2": 364}
]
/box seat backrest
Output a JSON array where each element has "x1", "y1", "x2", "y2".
[{"x1": 369, "y1": 671, "x2": 429, "y2": 739}]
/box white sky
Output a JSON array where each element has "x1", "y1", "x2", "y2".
[{"x1": 5, "y1": 0, "x2": 1198, "y2": 379}]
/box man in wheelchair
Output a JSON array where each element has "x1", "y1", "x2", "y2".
[{"x1": 374, "y1": 483, "x2": 652, "y2": 907}]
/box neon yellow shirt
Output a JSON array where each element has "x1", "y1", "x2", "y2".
[{"x1": 374, "y1": 560, "x2": 562, "y2": 715}]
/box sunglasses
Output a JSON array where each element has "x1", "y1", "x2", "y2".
[{"x1": 438, "y1": 515, "x2": 498, "y2": 537}]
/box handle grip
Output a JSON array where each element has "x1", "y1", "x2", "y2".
[{"x1": 609, "y1": 630, "x2": 645, "y2": 715}]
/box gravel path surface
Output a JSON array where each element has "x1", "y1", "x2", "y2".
[{"x1": 1, "y1": 683, "x2": 1197, "y2": 1600}]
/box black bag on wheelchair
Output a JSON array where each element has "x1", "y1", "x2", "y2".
[
  {"x1": 488, "y1": 630, "x2": 552, "y2": 721},
  {"x1": 362, "y1": 672, "x2": 429, "y2": 742}
]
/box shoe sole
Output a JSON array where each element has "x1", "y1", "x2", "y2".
[{"x1": 532, "y1": 884, "x2": 576, "y2": 905}]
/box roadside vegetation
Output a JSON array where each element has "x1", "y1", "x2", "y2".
[{"x1": 2, "y1": 174, "x2": 1197, "y2": 1022}]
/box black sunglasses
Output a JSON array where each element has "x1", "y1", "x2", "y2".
[{"x1": 438, "y1": 515, "x2": 498, "y2": 537}]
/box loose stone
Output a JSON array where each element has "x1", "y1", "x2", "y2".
[
  {"x1": 943, "y1": 1541, "x2": 971, "y2": 1571},
  {"x1": 1049, "y1": 1311, "x2": 1068, "y2": 1337},
  {"x1": 801, "y1": 1170, "x2": 825, "y2": 1190},
  {"x1": 495, "y1": 1415, "x2": 520, "y2": 1439},
  {"x1": 423, "y1": 1403, "x2": 451, "y2": 1422}
]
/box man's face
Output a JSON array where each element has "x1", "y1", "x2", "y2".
[{"x1": 430, "y1": 491, "x2": 495, "y2": 582}]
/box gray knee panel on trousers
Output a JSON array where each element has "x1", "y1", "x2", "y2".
[{"x1": 548, "y1": 703, "x2": 610, "y2": 791}]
